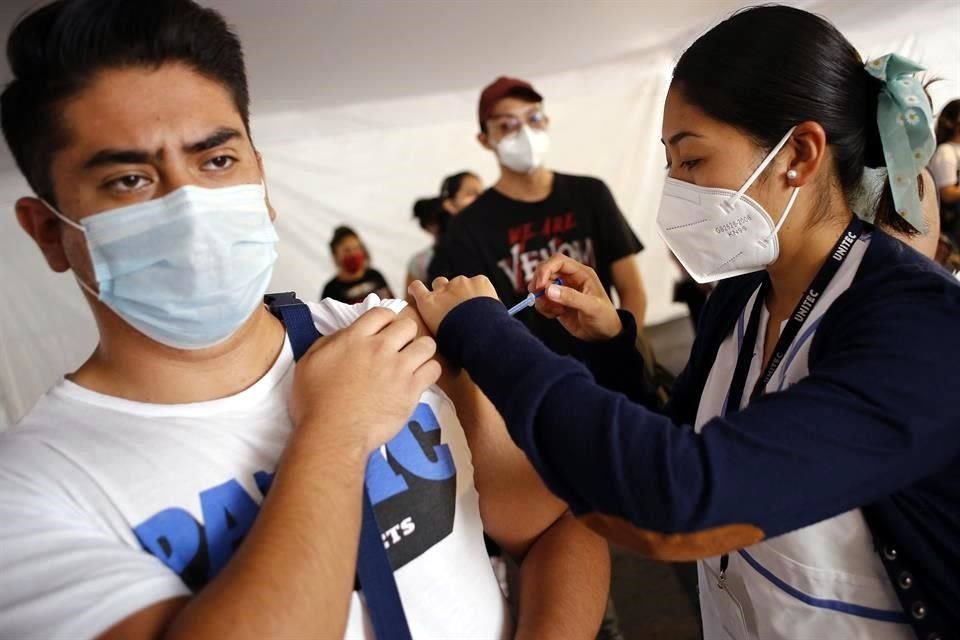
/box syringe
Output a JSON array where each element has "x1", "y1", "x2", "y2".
[{"x1": 507, "y1": 279, "x2": 562, "y2": 316}]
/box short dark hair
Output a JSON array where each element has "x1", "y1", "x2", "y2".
[
  {"x1": 673, "y1": 4, "x2": 915, "y2": 234},
  {"x1": 935, "y1": 99, "x2": 960, "y2": 146},
  {"x1": 329, "y1": 225, "x2": 359, "y2": 254},
  {"x1": 1, "y1": 0, "x2": 250, "y2": 206}
]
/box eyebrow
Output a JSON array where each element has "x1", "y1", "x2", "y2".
[
  {"x1": 82, "y1": 148, "x2": 152, "y2": 170},
  {"x1": 184, "y1": 127, "x2": 243, "y2": 154},
  {"x1": 663, "y1": 131, "x2": 704, "y2": 146},
  {"x1": 82, "y1": 127, "x2": 244, "y2": 170}
]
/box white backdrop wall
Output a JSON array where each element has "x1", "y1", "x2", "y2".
[
  {"x1": 1, "y1": 0, "x2": 958, "y2": 429},
  {"x1": 255, "y1": 50, "x2": 677, "y2": 323}
]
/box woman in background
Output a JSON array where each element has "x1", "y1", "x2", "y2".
[
  {"x1": 406, "y1": 171, "x2": 483, "y2": 294},
  {"x1": 929, "y1": 99, "x2": 960, "y2": 245}
]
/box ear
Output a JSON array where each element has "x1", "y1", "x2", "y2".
[
  {"x1": 477, "y1": 131, "x2": 495, "y2": 152},
  {"x1": 15, "y1": 197, "x2": 71, "y2": 272},
  {"x1": 785, "y1": 121, "x2": 828, "y2": 187},
  {"x1": 255, "y1": 151, "x2": 278, "y2": 222}
]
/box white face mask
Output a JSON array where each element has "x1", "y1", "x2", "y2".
[
  {"x1": 495, "y1": 125, "x2": 550, "y2": 174},
  {"x1": 46, "y1": 183, "x2": 279, "y2": 349},
  {"x1": 656, "y1": 127, "x2": 799, "y2": 284}
]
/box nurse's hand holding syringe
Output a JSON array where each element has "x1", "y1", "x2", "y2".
[{"x1": 526, "y1": 255, "x2": 624, "y2": 342}]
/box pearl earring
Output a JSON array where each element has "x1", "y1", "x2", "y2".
[{"x1": 787, "y1": 169, "x2": 799, "y2": 181}]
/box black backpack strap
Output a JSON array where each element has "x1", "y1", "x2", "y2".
[
  {"x1": 265, "y1": 292, "x2": 322, "y2": 359},
  {"x1": 264, "y1": 292, "x2": 412, "y2": 640}
]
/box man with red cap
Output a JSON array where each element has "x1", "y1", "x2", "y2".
[{"x1": 429, "y1": 76, "x2": 647, "y2": 359}]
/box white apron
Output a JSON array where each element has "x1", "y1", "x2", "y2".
[{"x1": 694, "y1": 236, "x2": 912, "y2": 639}]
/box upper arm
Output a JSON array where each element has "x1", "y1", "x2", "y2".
[
  {"x1": 397, "y1": 305, "x2": 569, "y2": 558},
  {"x1": 610, "y1": 255, "x2": 645, "y2": 298},
  {"x1": 592, "y1": 179, "x2": 642, "y2": 261},
  {"x1": 441, "y1": 368, "x2": 569, "y2": 559},
  {"x1": 610, "y1": 255, "x2": 646, "y2": 326},
  {"x1": 98, "y1": 597, "x2": 188, "y2": 640}
]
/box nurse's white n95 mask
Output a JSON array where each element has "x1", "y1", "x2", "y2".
[{"x1": 656, "y1": 127, "x2": 799, "y2": 284}]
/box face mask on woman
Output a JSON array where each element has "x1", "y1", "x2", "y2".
[
  {"x1": 656, "y1": 127, "x2": 799, "y2": 283},
  {"x1": 340, "y1": 251, "x2": 366, "y2": 274}
]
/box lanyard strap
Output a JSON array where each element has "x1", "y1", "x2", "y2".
[
  {"x1": 717, "y1": 218, "x2": 863, "y2": 584},
  {"x1": 724, "y1": 217, "x2": 864, "y2": 415}
]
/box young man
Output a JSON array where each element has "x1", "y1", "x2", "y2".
[
  {"x1": 0, "y1": 2, "x2": 609, "y2": 638},
  {"x1": 429, "y1": 77, "x2": 647, "y2": 358}
]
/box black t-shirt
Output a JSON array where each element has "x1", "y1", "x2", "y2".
[
  {"x1": 429, "y1": 173, "x2": 643, "y2": 356},
  {"x1": 321, "y1": 268, "x2": 394, "y2": 305}
]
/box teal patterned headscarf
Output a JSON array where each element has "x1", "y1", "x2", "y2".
[{"x1": 863, "y1": 53, "x2": 936, "y2": 232}]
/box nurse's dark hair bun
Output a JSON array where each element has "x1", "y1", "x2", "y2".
[
  {"x1": 861, "y1": 73, "x2": 888, "y2": 170},
  {"x1": 673, "y1": 4, "x2": 914, "y2": 234}
]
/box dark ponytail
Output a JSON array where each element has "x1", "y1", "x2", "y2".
[
  {"x1": 412, "y1": 197, "x2": 447, "y2": 233},
  {"x1": 412, "y1": 171, "x2": 478, "y2": 235},
  {"x1": 673, "y1": 4, "x2": 914, "y2": 234}
]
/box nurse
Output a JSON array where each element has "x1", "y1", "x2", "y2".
[{"x1": 410, "y1": 5, "x2": 960, "y2": 639}]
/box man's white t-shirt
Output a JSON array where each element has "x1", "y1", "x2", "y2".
[{"x1": 0, "y1": 296, "x2": 509, "y2": 640}]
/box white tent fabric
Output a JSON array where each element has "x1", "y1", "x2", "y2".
[{"x1": 1, "y1": 0, "x2": 958, "y2": 430}]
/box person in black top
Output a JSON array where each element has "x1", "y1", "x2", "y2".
[
  {"x1": 429, "y1": 76, "x2": 646, "y2": 358},
  {"x1": 429, "y1": 77, "x2": 639, "y2": 639},
  {"x1": 405, "y1": 171, "x2": 484, "y2": 297},
  {"x1": 320, "y1": 225, "x2": 394, "y2": 304}
]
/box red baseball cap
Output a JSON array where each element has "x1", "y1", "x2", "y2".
[{"x1": 478, "y1": 76, "x2": 543, "y2": 129}]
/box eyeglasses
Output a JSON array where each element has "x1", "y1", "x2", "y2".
[{"x1": 486, "y1": 108, "x2": 548, "y2": 138}]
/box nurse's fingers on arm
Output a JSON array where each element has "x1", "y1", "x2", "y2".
[
  {"x1": 431, "y1": 276, "x2": 449, "y2": 290},
  {"x1": 408, "y1": 280, "x2": 431, "y2": 306}
]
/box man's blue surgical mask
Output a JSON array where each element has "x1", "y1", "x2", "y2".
[{"x1": 46, "y1": 183, "x2": 278, "y2": 350}]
